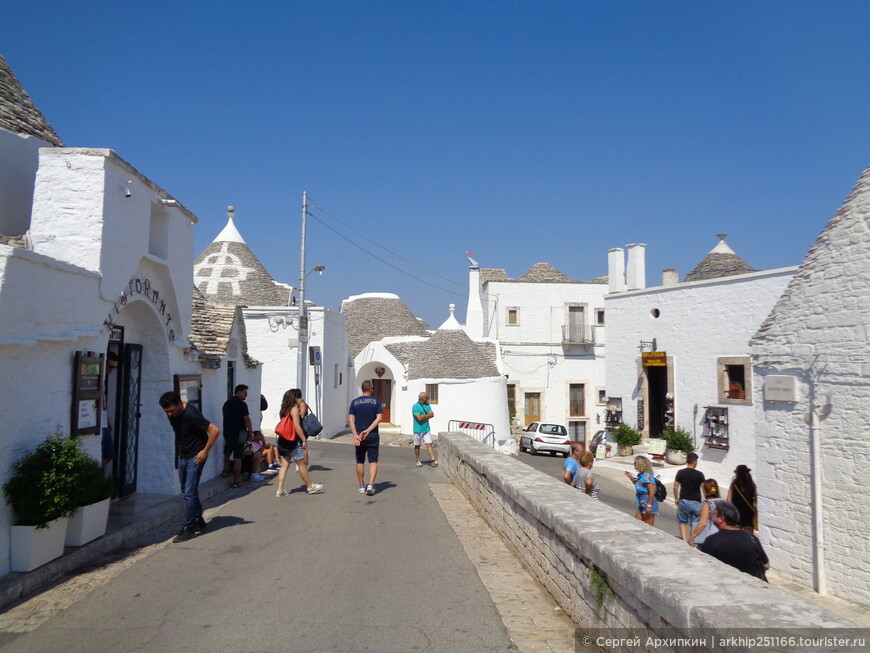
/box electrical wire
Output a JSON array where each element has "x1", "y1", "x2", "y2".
[
  {"x1": 307, "y1": 210, "x2": 466, "y2": 297},
  {"x1": 307, "y1": 203, "x2": 466, "y2": 290}
]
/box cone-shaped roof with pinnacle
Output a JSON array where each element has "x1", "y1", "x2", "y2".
[
  {"x1": 0, "y1": 54, "x2": 63, "y2": 146},
  {"x1": 683, "y1": 234, "x2": 756, "y2": 282}
]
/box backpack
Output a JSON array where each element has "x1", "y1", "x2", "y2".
[
  {"x1": 654, "y1": 476, "x2": 667, "y2": 502},
  {"x1": 275, "y1": 413, "x2": 297, "y2": 447}
]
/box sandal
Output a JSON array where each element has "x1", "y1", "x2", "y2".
[
  {"x1": 220, "y1": 471, "x2": 229, "y2": 477},
  {"x1": 231, "y1": 482, "x2": 241, "y2": 489}
]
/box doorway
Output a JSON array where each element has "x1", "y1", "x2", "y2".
[
  {"x1": 524, "y1": 392, "x2": 541, "y2": 426},
  {"x1": 372, "y1": 379, "x2": 392, "y2": 423},
  {"x1": 117, "y1": 343, "x2": 143, "y2": 497},
  {"x1": 646, "y1": 364, "x2": 668, "y2": 438}
]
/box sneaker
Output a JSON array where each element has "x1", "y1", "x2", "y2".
[
  {"x1": 269, "y1": 462, "x2": 280, "y2": 470},
  {"x1": 250, "y1": 473, "x2": 265, "y2": 481},
  {"x1": 431, "y1": 460, "x2": 439, "y2": 468},
  {"x1": 365, "y1": 484, "x2": 374, "y2": 496},
  {"x1": 193, "y1": 517, "x2": 207, "y2": 533},
  {"x1": 173, "y1": 525, "x2": 196, "y2": 543},
  {"x1": 306, "y1": 483, "x2": 324, "y2": 494},
  {"x1": 276, "y1": 489, "x2": 287, "y2": 497},
  {"x1": 294, "y1": 464, "x2": 299, "y2": 472},
  {"x1": 358, "y1": 486, "x2": 366, "y2": 494},
  {"x1": 415, "y1": 460, "x2": 423, "y2": 467}
]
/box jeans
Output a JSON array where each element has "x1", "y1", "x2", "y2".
[
  {"x1": 677, "y1": 499, "x2": 702, "y2": 526},
  {"x1": 178, "y1": 455, "x2": 205, "y2": 527}
]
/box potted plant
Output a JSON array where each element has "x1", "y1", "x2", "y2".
[
  {"x1": 727, "y1": 382, "x2": 746, "y2": 399},
  {"x1": 3, "y1": 431, "x2": 81, "y2": 571},
  {"x1": 65, "y1": 451, "x2": 114, "y2": 547},
  {"x1": 663, "y1": 426, "x2": 695, "y2": 465},
  {"x1": 611, "y1": 423, "x2": 641, "y2": 457}
]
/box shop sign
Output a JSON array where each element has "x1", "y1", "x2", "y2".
[
  {"x1": 764, "y1": 375, "x2": 797, "y2": 402},
  {"x1": 642, "y1": 351, "x2": 667, "y2": 366},
  {"x1": 72, "y1": 352, "x2": 102, "y2": 436},
  {"x1": 104, "y1": 277, "x2": 176, "y2": 341}
]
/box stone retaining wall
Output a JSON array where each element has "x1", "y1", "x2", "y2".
[{"x1": 438, "y1": 432, "x2": 855, "y2": 642}]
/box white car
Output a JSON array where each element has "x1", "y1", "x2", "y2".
[{"x1": 518, "y1": 422, "x2": 571, "y2": 457}]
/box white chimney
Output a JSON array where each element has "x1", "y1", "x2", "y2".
[
  {"x1": 662, "y1": 269, "x2": 679, "y2": 286},
  {"x1": 464, "y1": 259, "x2": 484, "y2": 339},
  {"x1": 608, "y1": 248, "x2": 626, "y2": 293},
  {"x1": 626, "y1": 243, "x2": 646, "y2": 290}
]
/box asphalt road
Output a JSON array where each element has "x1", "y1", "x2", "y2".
[
  {"x1": 0, "y1": 442, "x2": 512, "y2": 653},
  {"x1": 512, "y1": 449, "x2": 682, "y2": 539}
]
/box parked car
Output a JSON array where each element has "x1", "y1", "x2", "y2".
[
  {"x1": 588, "y1": 430, "x2": 607, "y2": 456},
  {"x1": 519, "y1": 422, "x2": 571, "y2": 456}
]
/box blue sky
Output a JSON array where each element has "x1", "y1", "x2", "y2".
[{"x1": 3, "y1": 1, "x2": 869, "y2": 327}]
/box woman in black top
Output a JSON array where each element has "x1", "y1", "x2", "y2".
[{"x1": 727, "y1": 464, "x2": 757, "y2": 534}]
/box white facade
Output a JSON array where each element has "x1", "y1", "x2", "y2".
[
  {"x1": 750, "y1": 167, "x2": 870, "y2": 607},
  {"x1": 244, "y1": 304, "x2": 351, "y2": 436},
  {"x1": 605, "y1": 262, "x2": 795, "y2": 482},
  {"x1": 0, "y1": 146, "x2": 224, "y2": 575},
  {"x1": 479, "y1": 274, "x2": 608, "y2": 445}
]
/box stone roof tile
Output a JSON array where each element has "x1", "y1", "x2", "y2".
[
  {"x1": 388, "y1": 329, "x2": 499, "y2": 380},
  {"x1": 189, "y1": 287, "x2": 259, "y2": 369},
  {"x1": 517, "y1": 262, "x2": 574, "y2": 283},
  {"x1": 684, "y1": 236, "x2": 756, "y2": 282},
  {"x1": 0, "y1": 55, "x2": 63, "y2": 146},
  {"x1": 342, "y1": 294, "x2": 430, "y2": 358}
]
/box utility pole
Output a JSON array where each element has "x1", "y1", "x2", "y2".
[{"x1": 296, "y1": 191, "x2": 309, "y2": 398}]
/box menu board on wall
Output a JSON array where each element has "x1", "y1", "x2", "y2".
[{"x1": 72, "y1": 351, "x2": 104, "y2": 436}]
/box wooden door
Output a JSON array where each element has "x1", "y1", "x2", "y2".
[
  {"x1": 372, "y1": 379, "x2": 392, "y2": 423},
  {"x1": 524, "y1": 392, "x2": 540, "y2": 427}
]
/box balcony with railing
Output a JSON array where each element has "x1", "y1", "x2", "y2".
[{"x1": 561, "y1": 324, "x2": 595, "y2": 345}]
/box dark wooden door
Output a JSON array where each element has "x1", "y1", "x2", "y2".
[{"x1": 372, "y1": 379, "x2": 391, "y2": 423}]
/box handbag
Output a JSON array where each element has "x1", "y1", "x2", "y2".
[{"x1": 302, "y1": 411, "x2": 323, "y2": 437}]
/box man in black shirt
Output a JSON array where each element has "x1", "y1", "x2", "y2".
[
  {"x1": 698, "y1": 501, "x2": 768, "y2": 578},
  {"x1": 159, "y1": 391, "x2": 221, "y2": 543},
  {"x1": 673, "y1": 452, "x2": 705, "y2": 543},
  {"x1": 222, "y1": 384, "x2": 253, "y2": 488}
]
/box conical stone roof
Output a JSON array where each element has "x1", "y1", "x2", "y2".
[
  {"x1": 517, "y1": 262, "x2": 574, "y2": 283},
  {"x1": 342, "y1": 293, "x2": 430, "y2": 358},
  {"x1": 0, "y1": 54, "x2": 63, "y2": 146},
  {"x1": 684, "y1": 235, "x2": 756, "y2": 282},
  {"x1": 194, "y1": 209, "x2": 293, "y2": 307}
]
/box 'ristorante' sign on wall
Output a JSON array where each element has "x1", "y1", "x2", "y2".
[
  {"x1": 641, "y1": 351, "x2": 667, "y2": 366},
  {"x1": 104, "y1": 277, "x2": 176, "y2": 341}
]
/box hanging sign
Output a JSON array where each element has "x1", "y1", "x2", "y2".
[
  {"x1": 642, "y1": 352, "x2": 667, "y2": 366},
  {"x1": 104, "y1": 277, "x2": 176, "y2": 341}
]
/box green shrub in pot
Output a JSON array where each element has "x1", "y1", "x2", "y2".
[
  {"x1": 611, "y1": 423, "x2": 642, "y2": 448},
  {"x1": 663, "y1": 425, "x2": 695, "y2": 453}
]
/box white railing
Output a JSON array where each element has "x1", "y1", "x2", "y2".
[
  {"x1": 561, "y1": 324, "x2": 594, "y2": 344},
  {"x1": 448, "y1": 420, "x2": 496, "y2": 448}
]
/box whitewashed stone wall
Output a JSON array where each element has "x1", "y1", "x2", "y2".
[
  {"x1": 751, "y1": 166, "x2": 870, "y2": 608},
  {"x1": 481, "y1": 280, "x2": 608, "y2": 437},
  {"x1": 605, "y1": 268, "x2": 794, "y2": 483},
  {"x1": 439, "y1": 432, "x2": 855, "y2": 636},
  {"x1": 245, "y1": 305, "x2": 351, "y2": 437}
]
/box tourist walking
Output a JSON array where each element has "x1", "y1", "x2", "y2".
[
  {"x1": 274, "y1": 389, "x2": 323, "y2": 496},
  {"x1": 563, "y1": 442, "x2": 582, "y2": 486},
  {"x1": 727, "y1": 464, "x2": 757, "y2": 535},
  {"x1": 349, "y1": 380, "x2": 382, "y2": 495},
  {"x1": 411, "y1": 391, "x2": 438, "y2": 467},
  {"x1": 673, "y1": 452, "x2": 705, "y2": 543},
  {"x1": 625, "y1": 456, "x2": 658, "y2": 526},
  {"x1": 698, "y1": 501, "x2": 770, "y2": 579},
  {"x1": 577, "y1": 451, "x2": 600, "y2": 498},
  {"x1": 690, "y1": 479, "x2": 722, "y2": 547},
  {"x1": 159, "y1": 391, "x2": 221, "y2": 543}
]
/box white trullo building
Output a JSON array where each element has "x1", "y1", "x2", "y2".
[
  {"x1": 604, "y1": 238, "x2": 795, "y2": 483},
  {"x1": 750, "y1": 166, "x2": 870, "y2": 608},
  {"x1": 194, "y1": 209, "x2": 350, "y2": 435}
]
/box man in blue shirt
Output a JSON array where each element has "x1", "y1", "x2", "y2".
[
  {"x1": 563, "y1": 442, "x2": 583, "y2": 487},
  {"x1": 348, "y1": 380, "x2": 382, "y2": 495},
  {"x1": 411, "y1": 391, "x2": 438, "y2": 468}
]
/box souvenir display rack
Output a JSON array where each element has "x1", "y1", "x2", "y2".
[{"x1": 703, "y1": 406, "x2": 729, "y2": 450}]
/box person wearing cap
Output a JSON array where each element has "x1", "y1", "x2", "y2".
[{"x1": 411, "y1": 392, "x2": 438, "y2": 468}]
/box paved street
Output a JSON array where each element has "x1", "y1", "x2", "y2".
[
  {"x1": 0, "y1": 442, "x2": 515, "y2": 653},
  {"x1": 513, "y1": 450, "x2": 681, "y2": 538}
]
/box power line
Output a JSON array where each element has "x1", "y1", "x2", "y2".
[
  {"x1": 307, "y1": 211, "x2": 466, "y2": 298},
  {"x1": 307, "y1": 203, "x2": 466, "y2": 290}
]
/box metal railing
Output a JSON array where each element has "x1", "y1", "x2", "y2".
[
  {"x1": 561, "y1": 324, "x2": 595, "y2": 344},
  {"x1": 448, "y1": 420, "x2": 496, "y2": 448}
]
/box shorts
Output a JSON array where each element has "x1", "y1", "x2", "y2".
[
  {"x1": 677, "y1": 499, "x2": 702, "y2": 525},
  {"x1": 636, "y1": 493, "x2": 659, "y2": 515},
  {"x1": 413, "y1": 431, "x2": 432, "y2": 446},
  {"x1": 278, "y1": 441, "x2": 304, "y2": 462},
  {"x1": 101, "y1": 427, "x2": 114, "y2": 462},
  {"x1": 355, "y1": 438, "x2": 379, "y2": 464},
  {"x1": 223, "y1": 430, "x2": 246, "y2": 458}
]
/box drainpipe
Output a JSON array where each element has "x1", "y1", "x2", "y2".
[{"x1": 808, "y1": 377, "x2": 826, "y2": 595}]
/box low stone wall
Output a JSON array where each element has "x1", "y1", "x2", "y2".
[{"x1": 438, "y1": 432, "x2": 855, "y2": 641}]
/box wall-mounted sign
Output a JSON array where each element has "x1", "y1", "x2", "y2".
[
  {"x1": 764, "y1": 375, "x2": 798, "y2": 402},
  {"x1": 642, "y1": 351, "x2": 667, "y2": 367},
  {"x1": 72, "y1": 351, "x2": 103, "y2": 436},
  {"x1": 104, "y1": 277, "x2": 176, "y2": 341}
]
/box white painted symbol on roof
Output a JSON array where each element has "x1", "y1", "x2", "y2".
[{"x1": 194, "y1": 243, "x2": 254, "y2": 296}]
